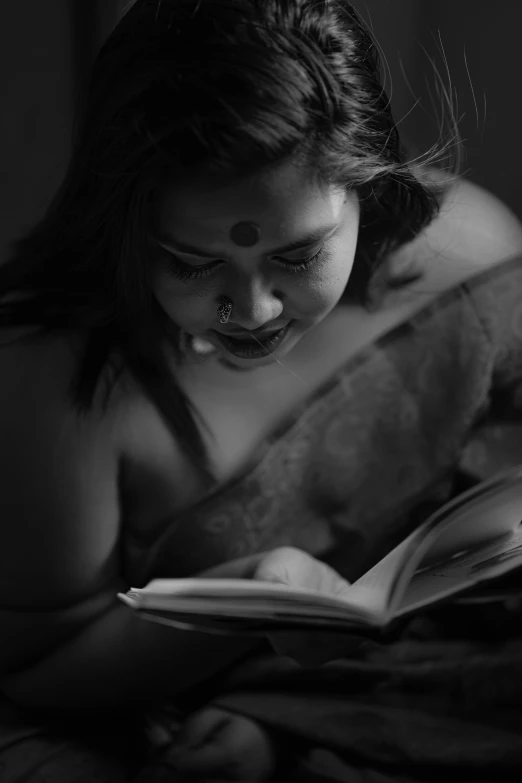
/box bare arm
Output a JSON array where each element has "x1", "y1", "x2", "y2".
[
  {"x1": 1, "y1": 589, "x2": 257, "y2": 713},
  {"x1": 0, "y1": 333, "x2": 258, "y2": 713}
]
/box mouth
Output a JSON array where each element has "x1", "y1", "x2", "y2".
[{"x1": 211, "y1": 322, "x2": 292, "y2": 359}]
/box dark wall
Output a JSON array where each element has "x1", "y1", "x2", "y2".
[
  {"x1": 423, "y1": 1, "x2": 521, "y2": 217},
  {"x1": 352, "y1": 0, "x2": 522, "y2": 216},
  {"x1": 0, "y1": 0, "x2": 75, "y2": 264}
]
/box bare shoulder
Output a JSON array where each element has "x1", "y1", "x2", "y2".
[
  {"x1": 393, "y1": 171, "x2": 522, "y2": 293},
  {"x1": 434, "y1": 174, "x2": 522, "y2": 261},
  {"x1": 0, "y1": 330, "x2": 122, "y2": 609}
]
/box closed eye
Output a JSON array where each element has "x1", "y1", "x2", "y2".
[
  {"x1": 156, "y1": 244, "x2": 328, "y2": 281},
  {"x1": 276, "y1": 245, "x2": 328, "y2": 273}
]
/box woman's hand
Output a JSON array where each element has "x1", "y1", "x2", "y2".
[
  {"x1": 165, "y1": 550, "x2": 352, "y2": 780},
  {"x1": 252, "y1": 546, "x2": 352, "y2": 597},
  {"x1": 200, "y1": 545, "x2": 351, "y2": 597},
  {"x1": 202, "y1": 547, "x2": 353, "y2": 665},
  {"x1": 166, "y1": 706, "x2": 276, "y2": 781}
]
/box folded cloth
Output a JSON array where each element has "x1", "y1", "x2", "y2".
[{"x1": 203, "y1": 591, "x2": 522, "y2": 782}]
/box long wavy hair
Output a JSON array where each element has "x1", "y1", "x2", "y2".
[{"x1": 0, "y1": 0, "x2": 447, "y2": 483}]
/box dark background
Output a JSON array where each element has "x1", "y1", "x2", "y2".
[{"x1": 1, "y1": 1, "x2": 519, "y2": 264}]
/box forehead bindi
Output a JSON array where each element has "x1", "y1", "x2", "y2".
[{"x1": 152, "y1": 162, "x2": 350, "y2": 258}]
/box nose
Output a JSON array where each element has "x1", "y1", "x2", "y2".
[{"x1": 225, "y1": 274, "x2": 284, "y2": 331}]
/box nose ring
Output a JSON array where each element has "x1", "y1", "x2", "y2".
[{"x1": 217, "y1": 296, "x2": 233, "y2": 324}]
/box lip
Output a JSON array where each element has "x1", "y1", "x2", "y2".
[
  {"x1": 217, "y1": 326, "x2": 287, "y2": 342},
  {"x1": 211, "y1": 322, "x2": 292, "y2": 359}
]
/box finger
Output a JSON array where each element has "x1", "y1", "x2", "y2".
[
  {"x1": 317, "y1": 563, "x2": 352, "y2": 597},
  {"x1": 176, "y1": 706, "x2": 231, "y2": 749},
  {"x1": 199, "y1": 552, "x2": 266, "y2": 579},
  {"x1": 253, "y1": 547, "x2": 301, "y2": 584},
  {"x1": 172, "y1": 709, "x2": 233, "y2": 772},
  {"x1": 173, "y1": 710, "x2": 275, "y2": 779},
  {"x1": 173, "y1": 740, "x2": 232, "y2": 772},
  {"x1": 255, "y1": 547, "x2": 328, "y2": 587},
  {"x1": 256, "y1": 549, "x2": 351, "y2": 596}
]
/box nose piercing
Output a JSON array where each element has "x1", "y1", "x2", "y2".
[
  {"x1": 229, "y1": 221, "x2": 261, "y2": 247},
  {"x1": 217, "y1": 296, "x2": 233, "y2": 324}
]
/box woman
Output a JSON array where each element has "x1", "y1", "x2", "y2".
[{"x1": 1, "y1": 0, "x2": 522, "y2": 780}]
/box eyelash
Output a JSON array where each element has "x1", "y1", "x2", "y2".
[{"x1": 162, "y1": 245, "x2": 327, "y2": 282}]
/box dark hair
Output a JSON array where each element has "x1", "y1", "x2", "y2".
[{"x1": 0, "y1": 0, "x2": 446, "y2": 482}]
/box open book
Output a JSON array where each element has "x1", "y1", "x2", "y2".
[{"x1": 118, "y1": 468, "x2": 522, "y2": 633}]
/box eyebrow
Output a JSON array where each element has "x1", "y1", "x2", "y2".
[{"x1": 154, "y1": 222, "x2": 340, "y2": 259}]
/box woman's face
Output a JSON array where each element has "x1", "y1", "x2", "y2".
[{"x1": 150, "y1": 158, "x2": 360, "y2": 369}]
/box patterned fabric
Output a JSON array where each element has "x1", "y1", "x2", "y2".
[{"x1": 2, "y1": 254, "x2": 522, "y2": 781}]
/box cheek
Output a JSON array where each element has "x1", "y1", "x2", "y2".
[
  {"x1": 152, "y1": 271, "x2": 213, "y2": 327},
  {"x1": 301, "y1": 251, "x2": 355, "y2": 312},
  {"x1": 323, "y1": 231, "x2": 358, "y2": 294},
  {"x1": 330, "y1": 251, "x2": 356, "y2": 292}
]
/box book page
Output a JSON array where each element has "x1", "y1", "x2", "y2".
[
  {"x1": 395, "y1": 525, "x2": 522, "y2": 616},
  {"x1": 125, "y1": 532, "x2": 425, "y2": 626},
  {"x1": 411, "y1": 478, "x2": 522, "y2": 567},
  {"x1": 120, "y1": 577, "x2": 381, "y2": 627},
  {"x1": 119, "y1": 470, "x2": 522, "y2": 630},
  {"x1": 335, "y1": 524, "x2": 429, "y2": 615},
  {"x1": 351, "y1": 469, "x2": 522, "y2": 618},
  {"x1": 388, "y1": 468, "x2": 522, "y2": 614}
]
